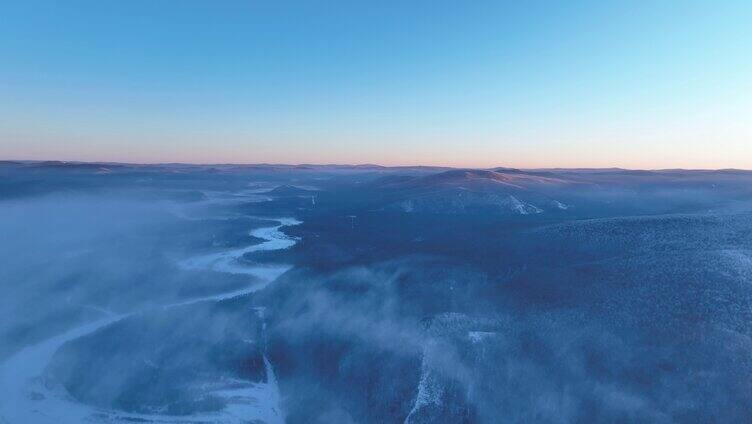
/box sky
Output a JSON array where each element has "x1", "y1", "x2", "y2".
[{"x1": 0, "y1": 0, "x2": 750, "y2": 169}]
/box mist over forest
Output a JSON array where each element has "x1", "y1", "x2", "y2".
[{"x1": 2, "y1": 160, "x2": 752, "y2": 423}]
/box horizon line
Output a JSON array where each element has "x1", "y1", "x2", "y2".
[{"x1": 2, "y1": 158, "x2": 751, "y2": 173}]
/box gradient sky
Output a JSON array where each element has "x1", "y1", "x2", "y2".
[{"x1": 1, "y1": 1, "x2": 750, "y2": 168}]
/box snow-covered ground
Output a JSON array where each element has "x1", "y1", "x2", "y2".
[
  {"x1": 178, "y1": 217, "x2": 302, "y2": 296},
  {"x1": 404, "y1": 341, "x2": 444, "y2": 424},
  {"x1": 0, "y1": 212, "x2": 299, "y2": 424}
]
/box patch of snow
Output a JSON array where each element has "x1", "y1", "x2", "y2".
[
  {"x1": 404, "y1": 343, "x2": 444, "y2": 424},
  {"x1": 553, "y1": 200, "x2": 570, "y2": 210},
  {"x1": 468, "y1": 331, "x2": 496, "y2": 344},
  {"x1": 508, "y1": 196, "x2": 543, "y2": 215}
]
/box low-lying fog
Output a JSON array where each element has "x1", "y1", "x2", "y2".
[{"x1": 2, "y1": 162, "x2": 752, "y2": 423}]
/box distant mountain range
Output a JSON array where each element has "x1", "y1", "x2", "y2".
[
  {"x1": 3, "y1": 160, "x2": 752, "y2": 216},
  {"x1": 2, "y1": 160, "x2": 751, "y2": 174},
  {"x1": 369, "y1": 169, "x2": 578, "y2": 215}
]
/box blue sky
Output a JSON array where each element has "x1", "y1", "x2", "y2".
[{"x1": 1, "y1": 0, "x2": 750, "y2": 168}]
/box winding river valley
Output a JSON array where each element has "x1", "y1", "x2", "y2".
[{"x1": 0, "y1": 215, "x2": 300, "y2": 424}]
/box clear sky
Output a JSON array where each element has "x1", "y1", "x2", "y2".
[{"x1": 1, "y1": 1, "x2": 750, "y2": 168}]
